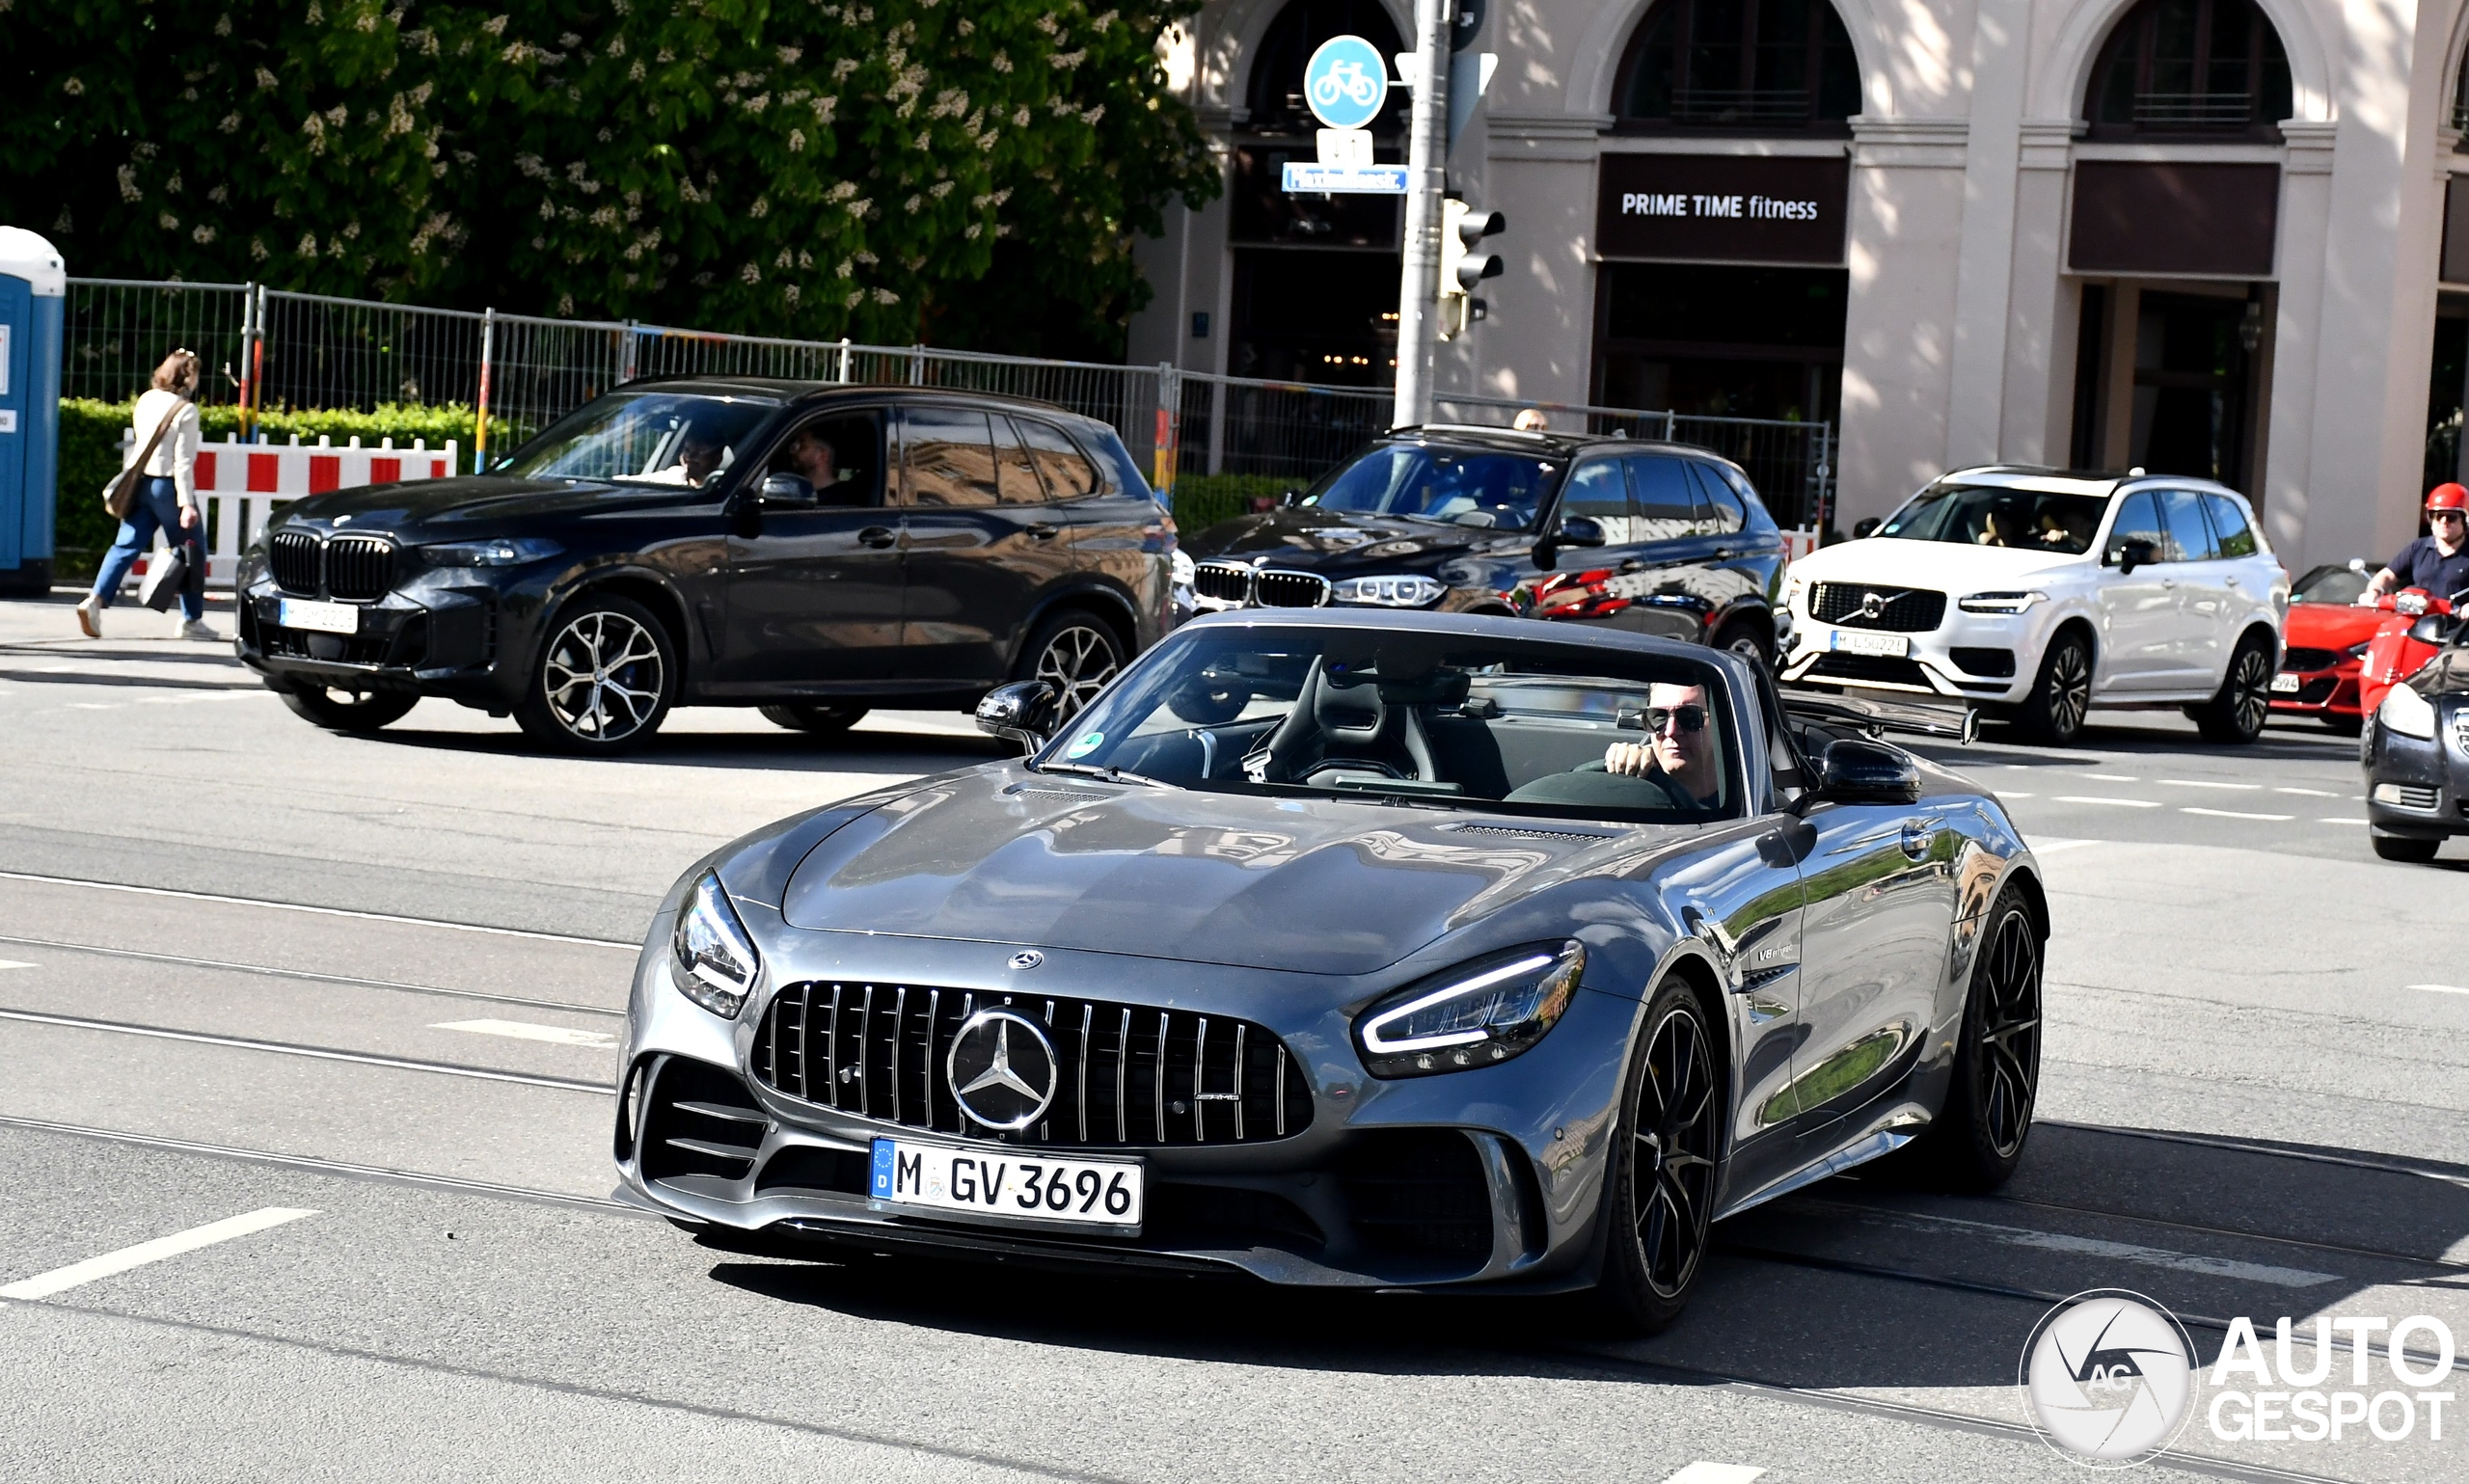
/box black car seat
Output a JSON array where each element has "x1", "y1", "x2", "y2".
[{"x1": 1251, "y1": 659, "x2": 1439, "y2": 784}]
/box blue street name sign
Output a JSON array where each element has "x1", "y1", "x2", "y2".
[
  {"x1": 1302, "y1": 35, "x2": 1388, "y2": 131},
  {"x1": 1281, "y1": 162, "x2": 1409, "y2": 194}
]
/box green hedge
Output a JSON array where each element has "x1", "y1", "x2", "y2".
[
  {"x1": 1168, "y1": 472, "x2": 1299, "y2": 539},
  {"x1": 56, "y1": 399, "x2": 478, "y2": 576}
]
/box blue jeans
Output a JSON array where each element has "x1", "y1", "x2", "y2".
[{"x1": 92, "y1": 476, "x2": 205, "y2": 622}]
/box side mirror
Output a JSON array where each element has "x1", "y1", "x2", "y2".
[
  {"x1": 2110, "y1": 536, "x2": 2159, "y2": 575},
  {"x1": 975, "y1": 680, "x2": 1058, "y2": 751},
  {"x1": 1816, "y1": 737, "x2": 1921, "y2": 804},
  {"x1": 760, "y1": 472, "x2": 818, "y2": 507},
  {"x1": 2409, "y1": 613, "x2": 2458, "y2": 646},
  {"x1": 1852, "y1": 517, "x2": 1882, "y2": 539},
  {"x1": 1557, "y1": 515, "x2": 1607, "y2": 548},
  {"x1": 1280, "y1": 489, "x2": 1306, "y2": 508}
]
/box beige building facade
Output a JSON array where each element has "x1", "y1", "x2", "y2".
[{"x1": 1127, "y1": 0, "x2": 2469, "y2": 570}]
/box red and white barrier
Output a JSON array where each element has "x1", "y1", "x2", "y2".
[
  {"x1": 1780, "y1": 526, "x2": 1821, "y2": 562},
  {"x1": 114, "y1": 431, "x2": 460, "y2": 588}
]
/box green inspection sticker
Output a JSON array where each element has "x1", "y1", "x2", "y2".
[{"x1": 1067, "y1": 730, "x2": 1104, "y2": 758}]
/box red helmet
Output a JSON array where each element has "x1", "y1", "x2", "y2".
[{"x1": 2428, "y1": 483, "x2": 2469, "y2": 512}]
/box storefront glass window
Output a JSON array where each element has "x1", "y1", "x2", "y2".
[
  {"x1": 1616, "y1": 0, "x2": 1861, "y2": 131},
  {"x1": 2087, "y1": 0, "x2": 2293, "y2": 138}
]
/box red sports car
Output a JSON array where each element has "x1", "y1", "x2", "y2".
[{"x1": 2272, "y1": 562, "x2": 2375, "y2": 733}]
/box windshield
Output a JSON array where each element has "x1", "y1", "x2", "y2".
[
  {"x1": 494, "y1": 391, "x2": 779, "y2": 487},
  {"x1": 2292, "y1": 563, "x2": 2372, "y2": 606},
  {"x1": 1876, "y1": 482, "x2": 2109, "y2": 554},
  {"x1": 1044, "y1": 626, "x2": 1740, "y2": 823},
  {"x1": 1302, "y1": 445, "x2": 1558, "y2": 530}
]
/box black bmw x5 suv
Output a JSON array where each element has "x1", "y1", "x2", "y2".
[
  {"x1": 1180, "y1": 425, "x2": 1787, "y2": 665},
  {"x1": 236, "y1": 379, "x2": 1175, "y2": 752}
]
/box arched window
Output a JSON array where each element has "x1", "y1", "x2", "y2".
[
  {"x1": 1614, "y1": 0, "x2": 1861, "y2": 131},
  {"x1": 2086, "y1": 0, "x2": 2293, "y2": 137},
  {"x1": 1245, "y1": 0, "x2": 1408, "y2": 136}
]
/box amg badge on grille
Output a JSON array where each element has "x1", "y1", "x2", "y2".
[{"x1": 946, "y1": 1009, "x2": 1060, "y2": 1130}]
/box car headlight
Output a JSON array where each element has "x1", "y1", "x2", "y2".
[
  {"x1": 2379, "y1": 683, "x2": 2438, "y2": 741},
  {"x1": 1331, "y1": 574, "x2": 1448, "y2": 607},
  {"x1": 670, "y1": 871, "x2": 760, "y2": 1018},
  {"x1": 1782, "y1": 574, "x2": 1805, "y2": 610},
  {"x1": 1171, "y1": 549, "x2": 1195, "y2": 587},
  {"x1": 1957, "y1": 590, "x2": 2047, "y2": 614},
  {"x1": 420, "y1": 537, "x2": 564, "y2": 567},
  {"x1": 1355, "y1": 940, "x2": 1585, "y2": 1077}
]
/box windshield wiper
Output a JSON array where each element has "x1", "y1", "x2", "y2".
[{"x1": 1036, "y1": 760, "x2": 1177, "y2": 789}]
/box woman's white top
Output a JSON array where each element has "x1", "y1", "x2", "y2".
[{"x1": 126, "y1": 389, "x2": 201, "y2": 507}]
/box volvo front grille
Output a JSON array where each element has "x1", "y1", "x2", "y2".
[{"x1": 1811, "y1": 582, "x2": 1947, "y2": 633}]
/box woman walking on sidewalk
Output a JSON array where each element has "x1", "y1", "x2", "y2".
[{"x1": 79, "y1": 350, "x2": 213, "y2": 640}]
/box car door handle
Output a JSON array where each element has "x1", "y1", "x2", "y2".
[
  {"x1": 858, "y1": 526, "x2": 897, "y2": 550},
  {"x1": 1618, "y1": 558, "x2": 1646, "y2": 574},
  {"x1": 2224, "y1": 575, "x2": 2239, "y2": 587},
  {"x1": 1711, "y1": 546, "x2": 1735, "y2": 560},
  {"x1": 1898, "y1": 816, "x2": 1943, "y2": 859},
  {"x1": 2160, "y1": 578, "x2": 2177, "y2": 588},
  {"x1": 1027, "y1": 523, "x2": 1061, "y2": 541}
]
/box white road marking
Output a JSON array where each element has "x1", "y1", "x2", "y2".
[
  {"x1": 2081, "y1": 773, "x2": 2139, "y2": 782},
  {"x1": 0, "y1": 1008, "x2": 612, "y2": 1094},
  {"x1": 2157, "y1": 778, "x2": 2263, "y2": 791},
  {"x1": 433, "y1": 1017, "x2": 617, "y2": 1049},
  {"x1": 2001, "y1": 792, "x2": 2034, "y2": 798},
  {"x1": 0, "y1": 870, "x2": 634, "y2": 948},
  {"x1": 0, "y1": 960, "x2": 32, "y2": 971},
  {"x1": 2180, "y1": 807, "x2": 2293, "y2": 822},
  {"x1": 2318, "y1": 818, "x2": 2367, "y2": 826},
  {"x1": 1802, "y1": 1201, "x2": 2339, "y2": 1287},
  {"x1": 0, "y1": 1207, "x2": 317, "y2": 1300},
  {"x1": 1659, "y1": 1467, "x2": 1765, "y2": 1484},
  {"x1": 2275, "y1": 786, "x2": 2344, "y2": 797},
  {"x1": 2054, "y1": 796, "x2": 2162, "y2": 808},
  {"x1": 2408, "y1": 984, "x2": 2469, "y2": 995},
  {"x1": 2030, "y1": 838, "x2": 2103, "y2": 853}
]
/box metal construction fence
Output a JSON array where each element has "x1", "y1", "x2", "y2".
[{"x1": 63, "y1": 278, "x2": 1832, "y2": 531}]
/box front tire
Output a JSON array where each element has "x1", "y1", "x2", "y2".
[
  {"x1": 1017, "y1": 610, "x2": 1126, "y2": 725},
  {"x1": 2372, "y1": 830, "x2": 2442, "y2": 863},
  {"x1": 1902, "y1": 886, "x2": 2042, "y2": 1192},
  {"x1": 2014, "y1": 631, "x2": 2093, "y2": 745},
  {"x1": 514, "y1": 595, "x2": 677, "y2": 754},
  {"x1": 2190, "y1": 633, "x2": 2274, "y2": 744},
  {"x1": 1596, "y1": 977, "x2": 1723, "y2": 1336},
  {"x1": 1712, "y1": 615, "x2": 1775, "y2": 671},
  {"x1": 277, "y1": 682, "x2": 418, "y2": 734},
  {"x1": 759, "y1": 702, "x2": 869, "y2": 736}
]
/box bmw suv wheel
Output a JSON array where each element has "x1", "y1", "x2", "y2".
[
  {"x1": 515, "y1": 595, "x2": 676, "y2": 753},
  {"x1": 1019, "y1": 611, "x2": 1125, "y2": 724}
]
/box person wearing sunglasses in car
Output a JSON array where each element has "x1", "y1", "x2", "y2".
[{"x1": 1604, "y1": 682, "x2": 1723, "y2": 809}]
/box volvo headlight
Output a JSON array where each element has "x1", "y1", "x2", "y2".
[
  {"x1": 1957, "y1": 590, "x2": 2047, "y2": 614},
  {"x1": 670, "y1": 872, "x2": 759, "y2": 1018},
  {"x1": 421, "y1": 537, "x2": 564, "y2": 567},
  {"x1": 2379, "y1": 683, "x2": 2438, "y2": 741},
  {"x1": 1171, "y1": 548, "x2": 1195, "y2": 588},
  {"x1": 1355, "y1": 940, "x2": 1585, "y2": 1077},
  {"x1": 1331, "y1": 574, "x2": 1448, "y2": 607}
]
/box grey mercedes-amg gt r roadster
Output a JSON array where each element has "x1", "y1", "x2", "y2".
[{"x1": 616, "y1": 609, "x2": 2046, "y2": 1332}]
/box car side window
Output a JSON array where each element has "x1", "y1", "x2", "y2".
[
  {"x1": 2159, "y1": 489, "x2": 2217, "y2": 562},
  {"x1": 1016, "y1": 417, "x2": 1102, "y2": 500},
  {"x1": 761, "y1": 412, "x2": 882, "y2": 506},
  {"x1": 900, "y1": 407, "x2": 999, "y2": 507},
  {"x1": 2105, "y1": 491, "x2": 2164, "y2": 564},
  {"x1": 1688, "y1": 462, "x2": 1746, "y2": 534},
  {"x1": 1558, "y1": 458, "x2": 1637, "y2": 543},
  {"x1": 990, "y1": 416, "x2": 1047, "y2": 505},
  {"x1": 1625, "y1": 454, "x2": 1701, "y2": 540},
  {"x1": 2204, "y1": 493, "x2": 2260, "y2": 557}
]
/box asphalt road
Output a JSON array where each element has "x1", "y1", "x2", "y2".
[{"x1": 3, "y1": 592, "x2": 2463, "y2": 1484}]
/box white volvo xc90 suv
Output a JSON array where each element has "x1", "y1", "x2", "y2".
[{"x1": 1778, "y1": 467, "x2": 2289, "y2": 744}]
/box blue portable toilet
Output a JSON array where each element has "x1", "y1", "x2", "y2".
[{"x1": 0, "y1": 228, "x2": 65, "y2": 597}]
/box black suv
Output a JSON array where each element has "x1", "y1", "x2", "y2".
[
  {"x1": 235, "y1": 379, "x2": 1174, "y2": 752},
  {"x1": 1180, "y1": 425, "x2": 1787, "y2": 664}
]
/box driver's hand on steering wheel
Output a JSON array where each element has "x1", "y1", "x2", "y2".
[{"x1": 1605, "y1": 742, "x2": 1655, "y2": 777}]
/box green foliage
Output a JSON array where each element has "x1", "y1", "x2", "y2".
[
  {"x1": 1169, "y1": 472, "x2": 1291, "y2": 537},
  {"x1": 1, "y1": 0, "x2": 1219, "y2": 355}
]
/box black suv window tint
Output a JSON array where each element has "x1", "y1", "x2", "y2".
[
  {"x1": 2106, "y1": 491, "x2": 2165, "y2": 563},
  {"x1": 1017, "y1": 417, "x2": 1101, "y2": 500},
  {"x1": 1625, "y1": 454, "x2": 1700, "y2": 539},
  {"x1": 762, "y1": 413, "x2": 881, "y2": 506},
  {"x1": 2204, "y1": 492, "x2": 2259, "y2": 557},
  {"x1": 1688, "y1": 462, "x2": 1746, "y2": 533},
  {"x1": 2160, "y1": 490, "x2": 2217, "y2": 562},
  {"x1": 991, "y1": 417, "x2": 1046, "y2": 505},
  {"x1": 902, "y1": 407, "x2": 998, "y2": 507},
  {"x1": 1558, "y1": 458, "x2": 1635, "y2": 542}
]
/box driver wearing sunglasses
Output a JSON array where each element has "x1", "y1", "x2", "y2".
[{"x1": 1604, "y1": 682, "x2": 1723, "y2": 808}]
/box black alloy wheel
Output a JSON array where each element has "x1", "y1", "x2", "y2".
[
  {"x1": 1712, "y1": 616, "x2": 1775, "y2": 671},
  {"x1": 2371, "y1": 830, "x2": 2442, "y2": 863},
  {"x1": 759, "y1": 702, "x2": 870, "y2": 736},
  {"x1": 276, "y1": 682, "x2": 418, "y2": 734},
  {"x1": 2016, "y1": 632, "x2": 2092, "y2": 745},
  {"x1": 514, "y1": 594, "x2": 677, "y2": 753},
  {"x1": 1903, "y1": 886, "x2": 2042, "y2": 1191},
  {"x1": 1018, "y1": 611, "x2": 1125, "y2": 725},
  {"x1": 1599, "y1": 978, "x2": 1721, "y2": 1335},
  {"x1": 2190, "y1": 634, "x2": 2274, "y2": 744}
]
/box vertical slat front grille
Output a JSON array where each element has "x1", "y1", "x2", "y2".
[
  {"x1": 1191, "y1": 561, "x2": 1253, "y2": 604},
  {"x1": 324, "y1": 535, "x2": 396, "y2": 602},
  {"x1": 1810, "y1": 582, "x2": 1946, "y2": 632},
  {"x1": 269, "y1": 531, "x2": 322, "y2": 595},
  {"x1": 752, "y1": 983, "x2": 1314, "y2": 1148},
  {"x1": 1253, "y1": 569, "x2": 1333, "y2": 608}
]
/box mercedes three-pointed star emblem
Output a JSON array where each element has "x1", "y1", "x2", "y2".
[{"x1": 945, "y1": 1009, "x2": 1060, "y2": 1131}]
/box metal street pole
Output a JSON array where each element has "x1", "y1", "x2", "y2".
[{"x1": 1391, "y1": 0, "x2": 1452, "y2": 430}]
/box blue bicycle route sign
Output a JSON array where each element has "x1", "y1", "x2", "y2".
[{"x1": 1303, "y1": 35, "x2": 1388, "y2": 130}]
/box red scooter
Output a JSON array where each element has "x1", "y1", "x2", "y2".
[{"x1": 2355, "y1": 586, "x2": 2465, "y2": 717}]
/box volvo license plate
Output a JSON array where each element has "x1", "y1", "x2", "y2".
[
  {"x1": 2270, "y1": 672, "x2": 2302, "y2": 693},
  {"x1": 869, "y1": 1137, "x2": 1143, "y2": 1232},
  {"x1": 279, "y1": 598, "x2": 358, "y2": 635},
  {"x1": 1830, "y1": 629, "x2": 1909, "y2": 658}
]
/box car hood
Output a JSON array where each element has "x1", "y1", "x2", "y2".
[
  {"x1": 777, "y1": 765, "x2": 1673, "y2": 975},
  {"x1": 1183, "y1": 508, "x2": 1529, "y2": 575},
  {"x1": 275, "y1": 475, "x2": 709, "y2": 535},
  {"x1": 1788, "y1": 538, "x2": 2082, "y2": 590},
  {"x1": 2284, "y1": 602, "x2": 2382, "y2": 649}
]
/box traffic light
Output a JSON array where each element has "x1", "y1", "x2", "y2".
[{"x1": 1438, "y1": 198, "x2": 1505, "y2": 340}]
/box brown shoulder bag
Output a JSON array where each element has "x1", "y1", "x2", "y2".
[{"x1": 104, "y1": 394, "x2": 195, "y2": 521}]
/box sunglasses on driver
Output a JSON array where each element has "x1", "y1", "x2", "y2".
[{"x1": 1619, "y1": 702, "x2": 1707, "y2": 735}]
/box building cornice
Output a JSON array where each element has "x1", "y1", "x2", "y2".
[
  {"x1": 1849, "y1": 115, "x2": 1968, "y2": 169},
  {"x1": 1486, "y1": 112, "x2": 1612, "y2": 163},
  {"x1": 2276, "y1": 121, "x2": 2335, "y2": 175},
  {"x1": 2017, "y1": 118, "x2": 2084, "y2": 172},
  {"x1": 1597, "y1": 136, "x2": 1851, "y2": 158}
]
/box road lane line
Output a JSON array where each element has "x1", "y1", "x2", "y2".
[
  {"x1": 2029, "y1": 838, "x2": 2103, "y2": 853},
  {"x1": 0, "y1": 1008, "x2": 614, "y2": 1093},
  {"x1": 1796, "y1": 1200, "x2": 2339, "y2": 1287},
  {"x1": 2275, "y1": 786, "x2": 2344, "y2": 797},
  {"x1": 2157, "y1": 778, "x2": 2264, "y2": 791},
  {"x1": 2317, "y1": 818, "x2": 2366, "y2": 825},
  {"x1": 2054, "y1": 796, "x2": 2161, "y2": 807},
  {"x1": 0, "y1": 932, "x2": 624, "y2": 1018},
  {"x1": 0, "y1": 870, "x2": 635, "y2": 949},
  {"x1": 2000, "y1": 792, "x2": 2034, "y2": 798},
  {"x1": 2081, "y1": 773, "x2": 2139, "y2": 781},
  {"x1": 0, "y1": 1207, "x2": 316, "y2": 1300},
  {"x1": 1659, "y1": 1467, "x2": 1765, "y2": 1484},
  {"x1": 2409, "y1": 984, "x2": 2469, "y2": 995},
  {"x1": 0, "y1": 960, "x2": 32, "y2": 971},
  {"x1": 433, "y1": 1018, "x2": 617, "y2": 1049},
  {"x1": 2180, "y1": 807, "x2": 2293, "y2": 822}
]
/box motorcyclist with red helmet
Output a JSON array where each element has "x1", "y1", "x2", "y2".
[{"x1": 2360, "y1": 483, "x2": 2469, "y2": 605}]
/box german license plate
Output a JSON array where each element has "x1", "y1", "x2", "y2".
[
  {"x1": 279, "y1": 598, "x2": 358, "y2": 635},
  {"x1": 1831, "y1": 629, "x2": 1909, "y2": 658},
  {"x1": 2270, "y1": 672, "x2": 2301, "y2": 693},
  {"x1": 869, "y1": 1137, "x2": 1144, "y2": 1232}
]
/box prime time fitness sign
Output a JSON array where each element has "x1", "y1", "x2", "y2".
[{"x1": 1596, "y1": 154, "x2": 1849, "y2": 265}]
